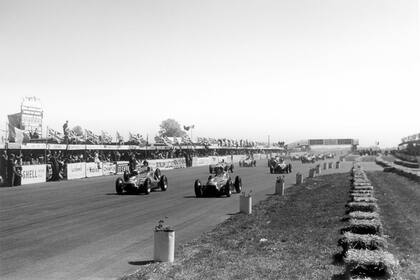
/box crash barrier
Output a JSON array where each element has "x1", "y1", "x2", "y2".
[
  {"x1": 86, "y1": 162, "x2": 103, "y2": 178},
  {"x1": 21, "y1": 164, "x2": 47, "y2": 185},
  {"x1": 102, "y1": 162, "x2": 117, "y2": 175},
  {"x1": 67, "y1": 162, "x2": 86, "y2": 180}
]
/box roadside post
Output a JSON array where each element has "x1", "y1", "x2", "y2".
[
  {"x1": 296, "y1": 172, "x2": 303, "y2": 185},
  {"x1": 239, "y1": 192, "x2": 252, "y2": 214},
  {"x1": 154, "y1": 220, "x2": 175, "y2": 263},
  {"x1": 275, "y1": 176, "x2": 285, "y2": 195}
]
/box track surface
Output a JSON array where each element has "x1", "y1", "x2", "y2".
[{"x1": 0, "y1": 158, "x2": 353, "y2": 280}]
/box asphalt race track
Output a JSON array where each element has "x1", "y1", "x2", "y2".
[{"x1": 0, "y1": 159, "x2": 353, "y2": 280}]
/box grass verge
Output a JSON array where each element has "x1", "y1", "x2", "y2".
[{"x1": 121, "y1": 173, "x2": 352, "y2": 280}]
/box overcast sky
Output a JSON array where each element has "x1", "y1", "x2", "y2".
[{"x1": 1, "y1": 0, "x2": 419, "y2": 147}]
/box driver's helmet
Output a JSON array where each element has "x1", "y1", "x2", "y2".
[
  {"x1": 142, "y1": 160, "x2": 149, "y2": 166},
  {"x1": 216, "y1": 166, "x2": 223, "y2": 174}
]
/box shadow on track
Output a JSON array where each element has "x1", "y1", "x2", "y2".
[{"x1": 128, "y1": 260, "x2": 155, "y2": 266}]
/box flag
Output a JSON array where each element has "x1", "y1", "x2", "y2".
[
  {"x1": 183, "y1": 124, "x2": 195, "y2": 131},
  {"x1": 85, "y1": 129, "x2": 100, "y2": 144},
  {"x1": 8, "y1": 125, "x2": 29, "y2": 144},
  {"x1": 100, "y1": 131, "x2": 113, "y2": 144},
  {"x1": 116, "y1": 131, "x2": 124, "y2": 144},
  {"x1": 47, "y1": 128, "x2": 64, "y2": 143}
]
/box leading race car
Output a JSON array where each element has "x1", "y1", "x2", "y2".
[
  {"x1": 209, "y1": 161, "x2": 234, "y2": 173},
  {"x1": 194, "y1": 167, "x2": 242, "y2": 197},
  {"x1": 115, "y1": 167, "x2": 168, "y2": 194},
  {"x1": 301, "y1": 154, "x2": 316, "y2": 163},
  {"x1": 239, "y1": 157, "x2": 256, "y2": 167},
  {"x1": 269, "y1": 157, "x2": 292, "y2": 174}
]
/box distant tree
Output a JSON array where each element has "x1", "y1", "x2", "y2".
[
  {"x1": 72, "y1": 125, "x2": 84, "y2": 136},
  {"x1": 159, "y1": 119, "x2": 186, "y2": 137}
]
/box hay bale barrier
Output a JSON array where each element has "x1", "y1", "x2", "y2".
[{"x1": 336, "y1": 164, "x2": 399, "y2": 279}]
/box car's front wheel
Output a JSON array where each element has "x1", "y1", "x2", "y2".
[
  {"x1": 115, "y1": 177, "x2": 124, "y2": 194},
  {"x1": 194, "y1": 179, "x2": 203, "y2": 197},
  {"x1": 143, "y1": 178, "x2": 151, "y2": 194},
  {"x1": 225, "y1": 179, "x2": 232, "y2": 197},
  {"x1": 160, "y1": 175, "x2": 168, "y2": 191}
]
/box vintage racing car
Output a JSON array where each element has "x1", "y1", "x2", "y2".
[
  {"x1": 239, "y1": 157, "x2": 256, "y2": 167},
  {"x1": 269, "y1": 158, "x2": 292, "y2": 174},
  {"x1": 115, "y1": 167, "x2": 168, "y2": 194},
  {"x1": 209, "y1": 161, "x2": 234, "y2": 173},
  {"x1": 194, "y1": 167, "x2": 242, "y2": 197},
  {"x1": 301, "y1": 154, "x2": 316, "y2": 163}
]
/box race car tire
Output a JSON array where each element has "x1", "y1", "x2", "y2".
[
  {"x1": 154, "y1": 168, "x2": 161, "y2": 179},
  {"x1": 194, "y1": 179, "x2": 203, "y2": 197},
  {"x1": 288, "y1": 164, "x2": 292, "y2": 173},
  {"x1": 270, "y1": 167, "x2": 274, "y2": 174},
  {"x1": 234, "y1": 176, "x2": 242, "y2": 193},
  {"x1": 143, "y1": 178, "x2": 151, "y2": 195},
  {"x1": 239, "y1": 161, "x2": 242, "y2": 167},
  {"x1": 253, "y1": 160, "x2": 257, "y2": 167},
  {"x1": 209, "y1": 166, "x2": 213, "y2": 174},
  {"x1": 115, "y1": 177, "x2": 124, "y2": 194},
  {"x1": 225, "y1": 179, "x2": 232, "y2": 197},
  {"x1": 123, "y1": 171, "x2": 130, "y2": 182},
  {"x1": 160, "y1": 175, "x2": 168, "y2": 191}
]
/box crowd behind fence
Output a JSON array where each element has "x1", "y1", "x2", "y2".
[{"x1": 0, "y1": 145, "x2": 275, "y2": 187}]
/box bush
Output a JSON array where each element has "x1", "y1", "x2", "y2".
[
  {"x1": 344, "y1": 249, "x2": 399, "y2": 278},
  {"x1": 348, "y1": 211, "x2": 379, "y2": 220},
  {"x1": 338, "y1": 232, "x2": 387, "y2": 253},
  {"x1": 351, "y1": 197, "x2": 378, "y2": 203},
  {"x1": 346, "y1": 202, "x2": 378, "y2": 213},
  {"x1": 341, "y1": 218, "x2": 382, "y2": 235}
]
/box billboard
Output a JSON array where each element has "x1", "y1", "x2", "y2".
[{"x1": 20, "y1": 96, "x2": 43, "y2": 135}]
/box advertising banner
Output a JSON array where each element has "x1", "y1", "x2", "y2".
[
  {"x1": 21, "y1": 164, "x2": 47, "y2": 185},
  {"x1": 86, "y1": 162, "x2": 103, "y2": 177},
  {"x1": 102, "y1": 162, "x2": 116, "y2": 175},
  {"x1": 47, "y1": 144, "x2": 67, "y2": 150},
  {"x1": 148, "y1": 158, "x2": 186, "y2": 170},
  {"x1": 67, "y1": 162, "x2": 86, "y2": 180},
  {"x1": 116, "y1": 161, "x2": 130, "y2": 174},
  {"x1": 192, "y1": 157, "x2": 211, "y2": 167}
]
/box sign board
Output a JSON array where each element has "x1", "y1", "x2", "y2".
[
  {"x1": 148, "y1": 158, "x2": 186, "y2": 170},
  {"x1": 20, "y1": 96, "x2": 43, "y2": 134},
  {"x1": 21, "y1": 164, "x2": 47, "y2": 185},
  {"x1": 116, "y1": 161, "x2": 130, "y2": 174},
  {"x1": 85, "y1": 162, "x2": 103, "y2": 177},
  {"x1": 102, "y1": 162, "x2": 116, "y2": 175},
  {"x1": 66, "y1": 162, "x2": 86, "y2": 180}
]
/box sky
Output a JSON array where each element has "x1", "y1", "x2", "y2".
[{"x1": 0, "y1": 0, "x2": 419, "y2": 147}]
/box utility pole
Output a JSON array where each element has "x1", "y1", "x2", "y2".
[{"x1": 268, "y1": 135, "x2": 270, "y2": 147}]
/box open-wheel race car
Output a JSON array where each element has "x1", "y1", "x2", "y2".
[
  {"x1": 194, "y1": 167, "x2": 242, "y2": 197},
  {"x1": 239, "y1": 157, "x2": 257, "y2": 167},
  {"x1": 115, "y1": 167, "x2": 168, "y2": 195},
  {"x1": 269, "y1": 158, "x2": 292, "y2": 174},
  {"x1": 209, "y1": 161, "x2": 234, "y2": 173}
]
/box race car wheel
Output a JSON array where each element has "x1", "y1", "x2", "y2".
[
  {"x1": 160, "y1": 175, "x2": 168, "y2": 191},
  {"x1": 253, "y1": 160, "x2": 257, "y2": 167},
  {"x1": 194, "y1": 179, "x2": 203, "y2": 197},
  {"x1": 115, "y1": 177, "x2": 124, "y2": 194},
  {"x1": 288, "y1": 164, "x2": 292, "y2": 173},
  {"x1": 154, "y1": 168, "x2": 161, "y2": 179},
  {"x1": 123, "y1": 171, "x2": 130, "y2": 182},
  {"x1": 209, "y1": 166, "x2": 213, "y2": 173},
  {"x1": 270, "y1": 167, "x2": 274, "y2": 174},
  {"x1": 225, "y1": 179, "x2": 232, "y2": 197},
  {"x1": 143, "y1": 178, "x2": 151, "y2": 195},
  {"x1": 239, "y1": 161, "x2": 242, "y2": 167},
  {"x1": 234, "y1": 176, "x2": 242, "y2": 193}
]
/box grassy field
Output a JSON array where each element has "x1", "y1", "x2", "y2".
[
  {"x1": 367, "y1": 171, "x2": 420, "y2": 280},
  {"x1": 120, "y1": 170, "x2": 420, "y2": 280},
  {"x1": 121, "y1": 173, "x2": 351, "y2": 280}
]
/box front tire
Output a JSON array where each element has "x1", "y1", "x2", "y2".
[
  {"x1": 194, "y1": 179, "x2": 203, "y2": 197},
  {"x1": 234, "y1": 176, "x2": 242, "y2": 193},
  {"x1": 160, "y1": 175, "x2": 168, "y2": 191},
  {"x1": 115, "y1": 178, "x2": 124, "y2": 194},
  {"x1": 225, "y1": 179, "x2": 232, "y2": 197},
  {"x1": 143, "y1": 178, "x2": 151, "y2": 194}
]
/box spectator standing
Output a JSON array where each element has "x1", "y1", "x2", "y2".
[
  {"x1": 6, "y1": 154, "x2": 16, "y2": 187},
  {"x1": 0, "y1": 151, "x2": 7, "y2": 185}
]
